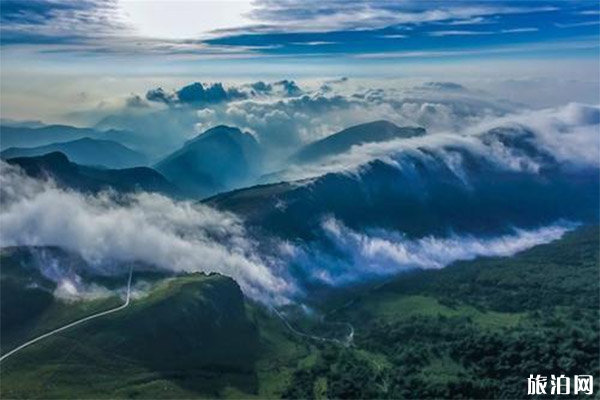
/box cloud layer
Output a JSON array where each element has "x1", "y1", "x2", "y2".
[
  {"x1": 96, "y1": 77, "x2": 525, "y2": 159},
  {"x1": 273, "y1": 102, "x2": 600, "y2": 182},
  {"x1": 1, "y1": 153, "x2": 584, "y2": 303},
  {"x1": 1, "y1": 77, "x2": 598, "y2": 304},
  {"x1": 0, "y1": 161, "x2": 293, "y2": 303},
  {"x1": 291, "y1": 217, "x2": 575, "y2": 286}
]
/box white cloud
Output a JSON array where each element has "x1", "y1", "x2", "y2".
[
  {"x1": 428, "y1": 27, "x2": 538, "y2": 36},
  {"x1": 118, "y1": 0, "x2": 255, "y2": 40},
  {"x1": 236, "y1": 2, "x2": 558, "y2": 34},
  {"x1": 472, "y1": 103, "x2": 600, "y2": 168},
  {"x1": 447, "y1": 16, "x2": 492, "y2": 25},
  {"x1": 0, "y1": 162, "x2": 293, "y2": 304},
  {"x1": 54, "y1": 278, "x2": 115, "y2": 302},
  {"x1": 428, "y1": 30, "x2": 495, "y2": 36},
  {"x1": 378, "y1": 34, "x2": 407, "y2": 39},
  {"x1": 501, "y1": 27, "x2": 538, "y2": 33},
  {"x1": 300, "y1": 217, "x2": 574, "y2": 285},
  {"x1": 578, "y1": 10, "x2": 600, "y2": 16},
  {"x1": 556, "y1": 21, "x2": 600, "y2": 28},
  {"x1": 273, "y1": 103, "x2": 599, "y2": 182},
  {"x1": 291, "y1": 41, "x2": 337, "y2": 46},
  {"x1": 355, "y1": 38, "x2": 599, "y2": 59}
]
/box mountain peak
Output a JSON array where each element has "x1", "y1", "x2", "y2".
[
  {"x1": 185, "y1": 125, "x2": 254, "y2": 146},
  {"x1": 70, "y1": 137, "x2": 102, "y2": 144},
  {"x1": 205, "y1": 124, "x2": 242, "y2": 134},
  {"x1": 156, "y1": 125, "x2": 262, "y2": 198},
  {"x1": 292, "y1": 120, "x2": 426, "y2": 164},
  {"x1": 353, "y1": 120, "x2": 399, "y2": 129}
]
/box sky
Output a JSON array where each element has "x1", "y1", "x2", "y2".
[{"x1": 0, "y1": 0, "x2": 599, "y2": 122}]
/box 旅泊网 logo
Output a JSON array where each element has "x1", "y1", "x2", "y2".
[{"x1": 527, "y1": 374, "x2": 594, "y2": 395}]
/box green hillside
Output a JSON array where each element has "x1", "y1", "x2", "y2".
[
  {"x1": 0, "y1": 270, "x2": 263, "y2": 398},
  {"x1": 1, "y1": 226, "x2": 598, "y2": 399},
  {"x1": 280, "y1": 225, "x2": 600, "y2": 399}
]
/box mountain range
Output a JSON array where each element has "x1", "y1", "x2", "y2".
[
  {"x1": 208, "y1": 129, "x2": 599, "y2": 241},
  {"x1": 1, "y1": 137, "x2": 148, "y2": 169},
  {"x1": 5, "y1": 152, "x2": 177, "y2": 196},
  {"x1": 0, "y1": 124, "x2": 138, "y2": 151},
  {"x1": 291, "y1": 120, "x2": 426, "y2": 164}
]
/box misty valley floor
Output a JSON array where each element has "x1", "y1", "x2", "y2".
[{"x1": 0, "y1": 226, "x2": 598, "y2": 399}]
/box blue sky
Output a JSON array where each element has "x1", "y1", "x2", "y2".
[
  {"x1": 1, "y1": 0, "x2": 598, "y2": 62},
  {"x1": 0, "y1": 0, "x2": 598, "y2": 121}
]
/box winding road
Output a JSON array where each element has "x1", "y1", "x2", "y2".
[
  {"x1": 271, "y1": 307, "x2": 354, "y2": 346},
  {"x1": 0, "y1": 266, "x2": 133, "y2": 363}
]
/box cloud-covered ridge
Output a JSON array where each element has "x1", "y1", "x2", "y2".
[{"x1": 275, "y1": 103, "x2": 600, "y2": 182}]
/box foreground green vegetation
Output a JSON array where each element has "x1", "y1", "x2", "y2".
[
  {"x1": 282, "y1": 225, "x2": 600, "y2": 399},
  {"x1": 1, "y1": 226, "x2": 598, "y2": 398}
]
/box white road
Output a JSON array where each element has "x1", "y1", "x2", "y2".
[{"x1": 0, "y1": 266, "x2": 133, "y2": 363}]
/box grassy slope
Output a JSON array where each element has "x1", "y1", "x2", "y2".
[
  {"x1": 1, "y1": 226, "x2": 598, "y2": 399},
  {"x1": 0, "y1": 272, "x2": 266, "y2": 399}
]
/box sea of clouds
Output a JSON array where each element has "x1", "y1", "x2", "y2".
[
  {"x1": 91, "y1": 78, "x2": 524, "y2": 159},
  {"x1": 1, "y1": 78, "x2": 598, "y2": 303},
  {"x1": 273, "y1": 102, "x2": 600, "y2": 182},
  {"x1": 0, "y1": 156, "x2": 586, "y2": 303}
]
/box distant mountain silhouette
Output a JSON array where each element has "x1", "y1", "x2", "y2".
[
  {"x1": 6, "y1": 152, "x2": 177, "y2": 196},
  {"x1": 1, "y1": 137, "x2": 148, "y2": 169},
  {"x1": 292, "y1": 120, "x2": 425, "y2": 164},
  {"x1": 156, "y1": 125, "x2": 261, "y2": 198},
  {"x1": 0, "y1": 124, "x2": 136, "y2": 151}
]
